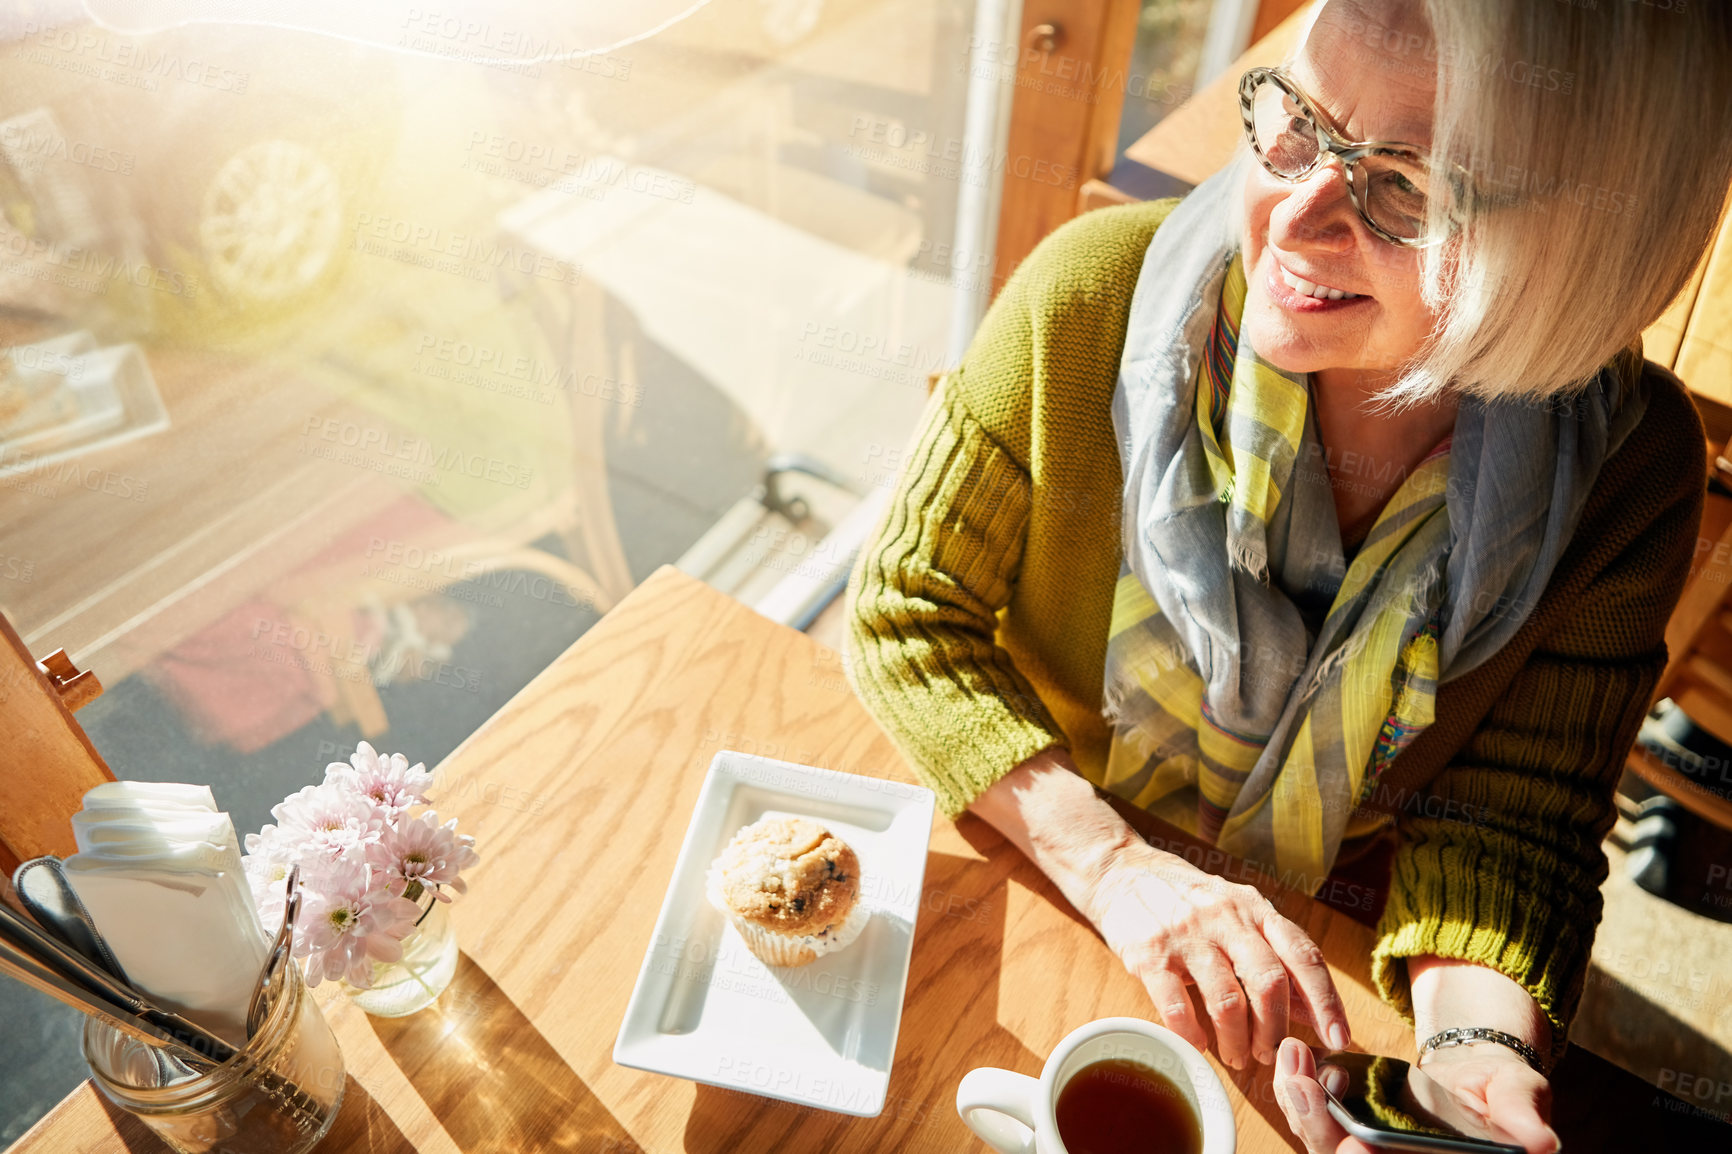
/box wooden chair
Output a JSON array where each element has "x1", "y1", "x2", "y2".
[
  {"x1": 0, "y1": 612, "x2": 110, "y2": 876},
  {"x1": 1624, "y1": 458, "x2": 1732, "y2": 832}
]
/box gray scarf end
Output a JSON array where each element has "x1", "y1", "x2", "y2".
[{"x1": 1229, "y1": 540, "x2": 1271, "y2": 585}]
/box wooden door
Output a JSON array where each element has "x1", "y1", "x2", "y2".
[{"x1": 991, "y1": 0, "x2": 1309, "y2": 295}]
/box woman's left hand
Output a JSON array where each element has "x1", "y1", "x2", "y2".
[{"x1": 1271, "y1": 1037, "x2": 1561, "y2": 1154}]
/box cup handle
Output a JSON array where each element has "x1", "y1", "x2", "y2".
[{"x1": 956, "y1": 1067, "x2": 1041, "y2": 1154}]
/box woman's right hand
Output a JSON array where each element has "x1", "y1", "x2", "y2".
[
  {"x1": 966, "y1": 747, "x2": 1351, "y2": 1071},
  {"x1": 1080, "y1": 838, "x2": 1352, "y2": 1070}
]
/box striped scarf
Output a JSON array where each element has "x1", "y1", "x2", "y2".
[{"x1": 1102, "y1": 156, "x2": 1645, "y2": 888}]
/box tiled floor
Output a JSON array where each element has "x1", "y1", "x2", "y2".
[{"x1": 1572, "y1": 801, "x2": 1732, "y2": 1103}]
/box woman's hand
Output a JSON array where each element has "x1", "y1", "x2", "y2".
[
  {"x1": 1272, "y1": 1037, "x2": 1560, "y2": 1154},
  {"x1": 1413, "y1": 1046, "x2": 1558, "y2": 1153},
  {"x1": 1270, "y1": 1039, "x2": 1373, "y2": 1154},
  {"x1": 1081, "y1": 840, "x2": 1351, "y2": 1070},
  {"x1": 966, "y1": 748, "x2": 1350, "y2": 1071}
]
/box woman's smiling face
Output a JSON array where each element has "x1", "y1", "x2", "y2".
[{"x1": 1240, "y1": 1, "x2": 1441, "y2": 382}]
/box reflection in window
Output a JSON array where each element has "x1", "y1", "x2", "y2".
[{"x1": 0, "y1": 0, "x2": 989, "y2": 1139}]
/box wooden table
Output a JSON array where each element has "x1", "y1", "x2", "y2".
[{"x1": 10, "y1": 566, "x2": 1728, "y2": 1152}]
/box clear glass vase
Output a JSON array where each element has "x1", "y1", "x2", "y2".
[{"x1": 340, "y1": 892, "x2": 459, "y2": 1017}]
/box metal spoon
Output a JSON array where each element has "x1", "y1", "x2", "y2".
[
  {"x1": 0, "y1": 875, "x2": 328, "y2": 1129},
  {"x1": 12, "y1": 856, "x2": 133, "y2": 983},
  {"x1": 0, "y1": 936, "x2": 330, "y2": 1128},
  {"x1": 246, "y1": 865, "x2": 301, "y2": 1039},
  {"x1": 11, "y1": 856, "x2": 189, "y2": 1079},
  {"x1": 0, "y1": 903, "x2": 234, "y2": 1065}
]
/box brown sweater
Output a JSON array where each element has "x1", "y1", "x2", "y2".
[{"x1": 843, "y1": 200, "x2": 1705, "y2": 1061}]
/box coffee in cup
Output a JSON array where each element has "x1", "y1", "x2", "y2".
[
  {"x1": 956, "y1": 1017, "x2": 1235, "y2": 1154},
  {"x1": 1055, "y1": 1057, "x2": 1201, "y2": 1154}
]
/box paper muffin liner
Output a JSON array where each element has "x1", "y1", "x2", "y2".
[{"x1": 706, "y1": 869, "x2": 871, "y2": 968}]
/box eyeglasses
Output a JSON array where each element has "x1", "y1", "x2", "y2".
[{"x1": 1237, "y1": 66, "x2": 1469, "y2": 249}]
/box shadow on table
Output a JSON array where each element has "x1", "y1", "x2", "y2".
[
  {"x1": 1549, "y1": 1043, "x2": 1732, "y2": 1150},
  {"x1": 320, "y1": 1075, "x2": 416, "y2": 1153},
  {"x1": 91, "y1": 1085, "x2": 173, "y2": 1154},
  {"x1": 88, "y1": 1074, "x2": 410, "y2": 1154},
  {"x1": 369, "y1": 952, "x2": 644, "y2": 1154},
  {"x1": 681, "y1": 849, "x2": 1041, "y2": 1153},
  {"x1": 1214, "y1": 1044, "x2": 1732, "y2": 1152}
]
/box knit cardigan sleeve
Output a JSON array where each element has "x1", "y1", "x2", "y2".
[
  {"x1": 1370, "y1": 388, "x2": 1704, "y2": 1067},
  {"x1": 842, "y1": 200, "x2": 1178, "y2": 818},
  {"x1": 840, "y1": 368, "x2": 1066, "y2": 820}
]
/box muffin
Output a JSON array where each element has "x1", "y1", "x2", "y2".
[{"x1": 706, "y1": 816, "x2": 869, "y2": 967}]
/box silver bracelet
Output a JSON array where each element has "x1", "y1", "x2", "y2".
[{"x1": 1418, "y1": 1027, "x2": 1550, "y2": 1075}]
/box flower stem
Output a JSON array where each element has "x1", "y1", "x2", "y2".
[{"x1": 412, "y1": 885, "x2": 436, "y2": 928}]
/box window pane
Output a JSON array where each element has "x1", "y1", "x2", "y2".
[
  {"x1": 0, "y1": 0, "x2": 990, "y2": 1137},
  {"x1": 1113, "y1": 0, "x2": 1215, "y2": 158}
]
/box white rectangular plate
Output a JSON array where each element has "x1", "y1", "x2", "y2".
[{"x1": 613, "y1": 750, "x2": 936, "y2": 1117}]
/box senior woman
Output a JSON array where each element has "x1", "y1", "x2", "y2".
[{"x1": 844, "y1": 1, "x2": 1732, "y2": 1150}]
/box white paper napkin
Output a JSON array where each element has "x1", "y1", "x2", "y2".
[{"x1": 62, "y1": 783, "x2": 267, "y2": 1045}]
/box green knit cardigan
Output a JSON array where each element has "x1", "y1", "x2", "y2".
[{"x1": 842, "y1": 198, "x2": 1704, "y2": 1060}]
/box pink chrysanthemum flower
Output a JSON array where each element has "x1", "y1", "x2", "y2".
[
  {"x1": 269, "y1": 782, "x2": 384, "y2": 866},
  {"x1": 296, "y1": 861, "x2": 423, "y2": 988},
  {"x1": 242, "y1": 826, "x2": 296, "y2": 932},
  {"x1": 366, "y1": 810, "x2": 480, "y2": 902},
  {"x1": 323, "y1": 741, "x2": 434, "y2": 819}
]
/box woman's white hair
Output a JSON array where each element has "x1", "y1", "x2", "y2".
[
  {"x1": 1293, "y1": 0, "x2": 1732, "y2": 402},
  {"x1": 1406, "y1": 0, "x2": 1732, "y2": 401}
]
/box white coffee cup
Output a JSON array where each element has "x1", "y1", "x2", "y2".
[{"x1": 956, "y1": 1017, "x2": 1236, "y2": 1154}]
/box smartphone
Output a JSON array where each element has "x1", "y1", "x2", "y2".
[{"x1": 1311, "y1": 1050, "x2": 1528, "y2": 1153}]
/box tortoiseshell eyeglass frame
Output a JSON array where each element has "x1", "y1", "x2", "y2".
[{"x1": 1237, "y1": 65, "x2": 1473, "y2": 249}]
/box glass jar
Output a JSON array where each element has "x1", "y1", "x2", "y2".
[
  {"x1": 83, "y1": 960, "x2": 345, "y2": 1154},
  {"x1": 341, "y1": 892, "x2": 459, "y2": 1018}
]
